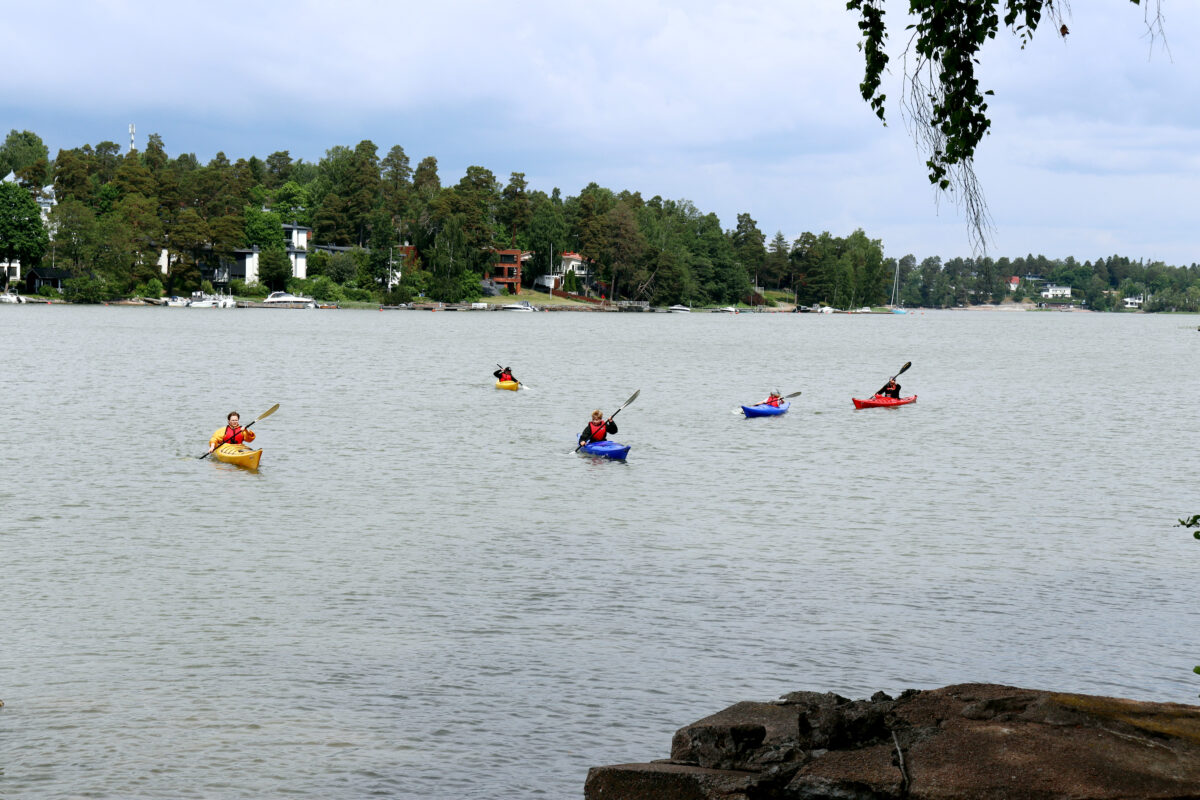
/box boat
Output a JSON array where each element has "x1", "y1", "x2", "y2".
[
  {"x1": 262, "y1": 291, "x2": 316, "y2": 308},
  {"x1": 165, "y1": 296, "x2": 190, "y2": 307},
  {"x1": 712, "y1": 306, "x2": 739, "y2": 314},
  {"x1": 500, "y1": 302, "x2": 535, "y2": 312},
  {"x1": 495, "y1": 380, "x2": 519, "y2": 391},
  {"x1": 741, "y1": 401, "x2": 790, "y2": 417},
  {"x1": 668, "y1": 304, "x2": 692, "y2": 313},
  {"x1": 212, "y1": 443, "x2": 263, "y2": 469},
  {"x1": 188, "y1": 292, "x2": 236, "y2": 308},
  {"x1": 579, "y1": 440, "x2": 630, "y2": 460},
  {"x1": 852, "y1": 394, "x2": 917, "y2": 409},
  {"x1": 0, "y1": 292, "x2": 24, "y2": 304}
]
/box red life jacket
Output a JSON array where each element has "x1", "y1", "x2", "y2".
[
  {"x1": 500, "y1": 372, "x2": 514, "y2": 382},
  {"x1": 224, "y1": 425, "x2": 246, "y2": 444},
  {"x1": 588, "y1": 420, "x2": 608, "y2": 441},
  {"x1": 765, "y1": 396, "x2": 781, "y2": 407}
]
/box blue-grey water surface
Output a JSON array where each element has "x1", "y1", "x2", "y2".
[{"x1": 2, "y1": 305, "x2": 1198, "y2": 798}]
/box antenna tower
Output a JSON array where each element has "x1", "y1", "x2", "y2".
[{"x1": 129, "y1": 123, "x2": 136, "y2": 153}]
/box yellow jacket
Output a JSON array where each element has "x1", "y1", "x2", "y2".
[{"x1": 209, "y1": 425, "x2": 256, "y2": 448}]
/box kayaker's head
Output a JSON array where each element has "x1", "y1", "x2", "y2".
[
  {"x1": 591, "y1": 409, "x2": 603, "y2": 422},
  {"x1": 227, "y1": 411, "x2": 241, "y2": 426}
]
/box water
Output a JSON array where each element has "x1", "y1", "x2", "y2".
[{"x1": 2, "y1": 306, "x2": 1197, "y2": 798}]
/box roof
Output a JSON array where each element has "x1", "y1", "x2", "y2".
[{"x1": 25, "y1": 266, "x2": 74, "y2": 279}]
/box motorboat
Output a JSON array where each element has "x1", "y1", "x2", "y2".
[
  {"x1": 0, "y1": 291, "x2": 24, "y2": 304},
  {"x1": 165, "y1": 296, "x2": 190, "y2": 307},
  {"x1": 262, "y1": 291, "x2": 316, "y2": 308},
  {"x1": 668, "y1": 304, "x2": 691, "y2": 313},
  {"x1": 500, "y1": 301, "x2": 535, "y2": 312},
  {"x1": 712, "y1": 306, "x2": 739, "y2": 314},
  {"x1": 188, "y1": 291, "x2": 236, "y2": 308}
]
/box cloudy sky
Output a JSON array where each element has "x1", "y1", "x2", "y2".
[{"x1": 3, "y1": 1, "x2": 1197, "y2": 264}]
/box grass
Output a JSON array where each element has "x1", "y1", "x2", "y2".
[{"x1": 477, "y1": 290, "x2": 592, "y2": 307}]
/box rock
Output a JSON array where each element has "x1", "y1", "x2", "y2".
[{"x1": 585, "y1": 684, "x2": 1200, "y2": 799}]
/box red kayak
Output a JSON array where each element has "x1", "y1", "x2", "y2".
[{"x1": 852, "y1": 394, "x2": 917, "y2": 409}]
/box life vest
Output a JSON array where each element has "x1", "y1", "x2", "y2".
[
  {"x1": 499, "y1": 372, "x2": 514, "y2": 382},
  {"x1": 588, "y1": 420, "x2": 608, "y2": 441},
  {"x1": 224, "y1": 425, "x2": 246, "y2": 444},
  {"x1": 765, "y1": 396, "x2": 781, "y2": 407}
]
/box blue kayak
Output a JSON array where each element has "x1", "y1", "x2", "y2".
[
  {"x1": 580, "y1": 440, "x2": 631, "y2": 460},
  {"x1": 742, "y1": 401, "x2": 790, "y2": 417}
]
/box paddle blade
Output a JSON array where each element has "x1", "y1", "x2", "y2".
[
  {"x1": 621, "y1": 389, "x2": 641, "y2": 409},
  {"x1": 256, "y1": 403, "x2": 280, "y2": 421},
  {"x1": 896, "y1": 361, "x2": 912, "y2": 376},
  {"x1": 784, "y1": 390, "x2": 802, "y2": 399}
]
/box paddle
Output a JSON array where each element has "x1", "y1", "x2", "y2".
[
  {"x1": 876, "y1": 361, "x2": 912, "y2": 396},
  {"x1": 198, "y1": 404, "x2": 279, "y2": 459},
  {"x1": 574, "y1": 389, "x2": 640, "y2": 452},
  {"x1": 732, "y1": 390, "x2": 802, "y2": 414}
]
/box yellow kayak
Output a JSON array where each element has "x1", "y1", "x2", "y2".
[
  {"x1": 213, "y1": 443, "x2": 263, "y2": 469},
  {"x1": 495, "y1": 380, "x2": 519, "y2": 391}
]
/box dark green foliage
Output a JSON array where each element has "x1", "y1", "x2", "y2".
[
  {"x1": 0, "y1": 181, "x2": 49, "y2": 283},
  {"x1": 258, "y1": 246, "x2": 293, "y2": 290}
]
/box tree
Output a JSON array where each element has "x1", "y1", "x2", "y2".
[
  {"x1": 244, "y1": 205, "x2": 285, "y2": 250},
  {"x1": 50, "y1": 199, "x2": 99, "y2": 270},
  {"x1": 0, "y1": 129, "x2": 50, "y2": 185},
  {"x1": 847, "y1": 1, "x2": 1164, "y2": 250},
  {"x1": 258, "y1": 246, "x2": 293, "y2": 290},
  {"x1": 366, "y1": 209, "x2": 399, "y2": 290},
  {"x1": 0, "y1": 181, "x2": 49, "y2": 285},
  {"x1": 731, "y1": 213, "x2": 766, "y2": 288}
]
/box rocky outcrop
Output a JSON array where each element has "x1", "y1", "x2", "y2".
[{"x1": 584, "y1": 683, "x2": 1200, "y2": 799}]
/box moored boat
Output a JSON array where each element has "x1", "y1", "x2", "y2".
[
  {"x1": 501, "y1": 302, "x2": 535, "y2": 312},
  {"x1": 668, "y1": 304, "x2": 692, "y2": 313},
  {"x1": 262, "y1": 291, "x2": 316, "y2": 308},
  {"x1": 852, "y1": 394, "x2": 917, "y2": 409},
  {"x1": 212, "y1": 443, "x2": 263, "y2": 468},
  {"x1": 579, "y1": 440, "x2": 630, "y2": 460},
  {"x1": 495, "y1": 380, "x2": 519, "y2": 391},
  {"x1": 741, "y1": 401, "x2": 790, "y2": 417}
]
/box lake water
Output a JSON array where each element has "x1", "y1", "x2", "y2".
[{"x1": 2, "y1": 305, "x2": 1198, "y2": 798}]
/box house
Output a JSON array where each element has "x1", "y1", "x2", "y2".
[
  {"x1": 156, "y1": 222, "x2": 313, "y2": 284},
  {"x1": 533, "y1": 251, "x2": 593, "y2": 292},
  {"x1": 488, "y1": 249, "x2": 527, "y2": 294},
  {"x1": 1041, "y1": 284, "x2": 1072, "y2": 299},
  {"x1": 23, "y1": 265, "x2": 73, "y2": 292},
  {"x1": 1007, "y1": 276, "x2": 1020, "y2": 292},
  {"x1": 1123, "y1": 294, "x2": 1144, "y2": 309}
]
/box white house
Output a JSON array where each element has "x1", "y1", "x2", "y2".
[
  {"x1": 1041, "y1": 284, "x2": 1072, "y2": 299},
  {"x1": 1123, "y1": 294, "x2": 1144, "y2": 309},
  {"x1": 533, "y1": 251, "x2": 592, "y2": 291},
  {"x1": 1007, "y1": 275, "x2": 1020, "y2": 292},
  {"x1": 156, "y1": 222, "x2": 311, "y2": 284}
]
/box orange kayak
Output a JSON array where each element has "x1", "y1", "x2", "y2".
[{"x1": 852, "y1": 394, "x2": 917, "y2": 409}]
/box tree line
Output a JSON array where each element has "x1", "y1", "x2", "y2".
[{"x1": 1, "y1": 128, "x2": 1197, "y2": 309}]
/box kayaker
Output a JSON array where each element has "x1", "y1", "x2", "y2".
[
  {"x1": 878, "y1": 379, "x2": 902, "y2": 398},
  {"x1": 493, "y1": 365, "x2": 517, "y2": 383},
  {"x1": 207, "y1": 411, "x2": 256, "y2": 453},
  {"x1": 579, "y1": 409, "x2": 618, "y2": 447},
  {"x1": 761, "y1": 391, "x2": 784, "y2": 408}
]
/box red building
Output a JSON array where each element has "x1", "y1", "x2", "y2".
[{"x1": 489, "y1": 249, "x2": 523, "y2": 294}]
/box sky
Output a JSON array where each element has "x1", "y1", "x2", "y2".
[{"x1": 3, "y1": 0, "x2": 1198, "y2": 265}]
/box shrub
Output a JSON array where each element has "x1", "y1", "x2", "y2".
[{"x1": 37, "y1": 283, "x2": 60, "y2": 297}]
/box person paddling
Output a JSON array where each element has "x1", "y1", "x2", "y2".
[
  {"x1": 878, "y1": 378, "x2": 901, "y2": 399},
  {"x1": 493, "y1": 365, "x2": 517, "y2": 384},
  {"x1": 207, "y1": 411, "x2": 256, "y2": 454},
  {"x1": 761, "y1": 390, "x2": 784, "y2": 408},
  {"x1": 579, "y1": 409, "x2": 618, "y2": 447}
]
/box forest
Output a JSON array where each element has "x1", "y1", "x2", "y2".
[{"x1": 1, "y1": 128, "x2": 1197, "y2": 310}]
